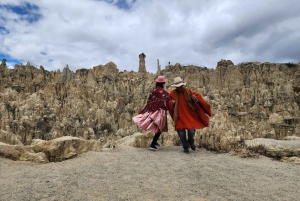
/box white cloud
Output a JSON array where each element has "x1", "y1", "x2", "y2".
[{"x1": 0, "y1": 0, "x2": 300, "y2": 73}]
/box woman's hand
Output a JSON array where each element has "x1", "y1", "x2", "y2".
[
  {"x1": 172, "y1": 100, "x2": 175, "y2": 107},
  {"x1": 191, "y1": 95, "x2": 198, "y2": 102}
]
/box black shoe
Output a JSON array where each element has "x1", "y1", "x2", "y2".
[
  {"x1": 149, "y1": 145, "x2": 159, "y2": 151},
  {"x1": 183, "y1": 149, "x2": 189, "y2": 154},
  {"x1": 155, "y1": 143, "x2": 160, "y2": 147},
  {"x1": 191, "y1": 145, "x2": 196, "y2": 151}
]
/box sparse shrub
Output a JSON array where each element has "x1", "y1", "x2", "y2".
[
  {"x1": 36, "y1": 121, "x2": 53, "y2": 134},
  {"x1": 285, "y1": 62, "x2": 297, "y2": 68},
  {"x1": 249, "y1": 144, "x2": 266, "y2": 155},
  {"x1": 100, "y1": 123, "x2": 113, "y2": 133},
  {"x1": 293, "y1": 86, "x2": 300, "y2": 93}
]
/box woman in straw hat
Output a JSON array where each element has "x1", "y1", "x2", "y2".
[
  {"x1": 132, "y1": 76, "x2": 173, "y2": 151},
  {"x1": 167, "y1": 77, "x2": 213, "y2": 153}
]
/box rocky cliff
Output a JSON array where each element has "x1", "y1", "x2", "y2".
[{"x1": 1, "y1": 58, "x2": 300, "y2": 162}]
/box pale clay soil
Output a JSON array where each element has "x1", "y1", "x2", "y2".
[{"x1": 0, "y1": 145, "x2": 300, "y2": 201}]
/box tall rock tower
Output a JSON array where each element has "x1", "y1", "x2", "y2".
[
  {"x1": 157, "y1": 59, "x2": 161, "y2": 75},
  {"x1": 138, "y1": 53, "x2": 146, "y2": 73},
  {"x1": 0, "y1": 59, "x2": 6, "y2": 74}
]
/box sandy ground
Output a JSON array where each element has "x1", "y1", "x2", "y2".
[{"x1": 0, "y1": 145, "x2": 300, "y2": 201}]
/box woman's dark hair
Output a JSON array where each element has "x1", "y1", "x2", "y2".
[{"x1": 156, "y1": 82, "x2": 165, "y2": 88}]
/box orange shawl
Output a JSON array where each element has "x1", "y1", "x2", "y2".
[{"x1": 167, "y1": 87, "x2": 213, "y2": 130}]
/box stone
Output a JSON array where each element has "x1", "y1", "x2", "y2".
[
  {"x1": 245, "y1": 138, "x2": 300, "y2": 158},
  {"x1": 0, "y1": 136, "x2": 102, "y2": 163},
  {"x1": 0, "y1": 59, "x2": 300, "y2": 162}
]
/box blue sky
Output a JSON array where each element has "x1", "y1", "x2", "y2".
[{"x1": 0, "y1": 0, "x2": 300, "y2": 72}]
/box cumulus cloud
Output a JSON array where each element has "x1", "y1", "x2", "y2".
[{"x1": 0, "y1": 0, "x2": 300, "y2": 73}]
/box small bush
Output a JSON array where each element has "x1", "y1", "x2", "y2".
[
  {"x1": 285, "y1": 62, "x2": 297, "y2": 68},
  {"x1": 293, "y1": 86, "x2": 300, "y2": 93},
  {"x1": 100, "y1": 123, "x2": 113, "y2": 132}
]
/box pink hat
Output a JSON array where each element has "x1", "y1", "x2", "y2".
[{"x1": 156, "y1": 76, "x2": 166, "y2": 83}]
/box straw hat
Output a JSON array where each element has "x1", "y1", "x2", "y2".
[
  {"x1": 171, "y1": 77, "x2": 186, "y2": 87},
  {"x1": 156, "y1": 76, "x2": 166, "y2": 83}
]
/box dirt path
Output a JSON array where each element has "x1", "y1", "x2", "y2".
[{"x1": 0, "y1": 145, "x2": 299, "y2": 201}]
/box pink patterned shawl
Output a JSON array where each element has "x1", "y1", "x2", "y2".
[{"x1": 139, "y1": 86, "x2": 171, "y2": 114}]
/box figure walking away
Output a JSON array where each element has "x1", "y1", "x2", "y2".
[
  {"x1": 167, "y1": 77, "x2": 213, "y2": 153},
  {"x1": 132, "y1": 76, "x2": 173, "y2": 151}
]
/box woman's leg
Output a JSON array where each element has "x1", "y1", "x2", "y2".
[
  {"x1": 150, "y1": 132, "x2": 161, "y2": 147},
  {"x1": 187, "y1": 130, "x2": 196, "y2": 150},
  {"x1": 177, "y1": 130, "x2": 189, "y2": 152}
]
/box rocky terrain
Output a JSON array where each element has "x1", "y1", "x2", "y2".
[{"x1": 0, "y1": 58, "x2": 300, "y2": 163}]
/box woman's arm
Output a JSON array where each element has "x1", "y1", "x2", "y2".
[{"x1": 189, "y1": 89, "x2": 214, "y2": 117}]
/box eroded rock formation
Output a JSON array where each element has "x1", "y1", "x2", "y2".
[
  {"x1": 1, "y1": 58, "x2": 300, "y2": 162},
  {"x1": 0, "y1": 136, "x2": 102, "y2": 163}
]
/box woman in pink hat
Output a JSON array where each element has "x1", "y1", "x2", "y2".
[{"x1": 132, "y1": 75, "x2": 173, "y2": 151}]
